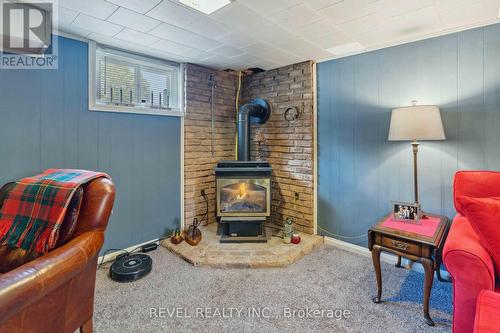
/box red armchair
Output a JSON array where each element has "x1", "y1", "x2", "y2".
[
  {"x1": 443, "y1": 171, "x2": 500, "y2": 333},
  {"x1": 474, "y1": 290, "x2": 500, "y2": 333}
]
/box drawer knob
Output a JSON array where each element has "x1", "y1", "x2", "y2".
[{"x1": 392, "y1": 240, "x2": 409, "y2": 250}]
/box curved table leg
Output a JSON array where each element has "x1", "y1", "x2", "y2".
[
  {"x1": 371, "y1": 244, "x2": 382, "y2": 303},
  {"x1": 421, "y1": 258, "x2": 435, "y2": 326},
  {"x1": 435, "y1": 248, "x2": 451, "y2": 283}
]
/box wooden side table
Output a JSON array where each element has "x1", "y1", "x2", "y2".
[{"x1": 368, "y1": 213, "x2": 450, "y2": 326}]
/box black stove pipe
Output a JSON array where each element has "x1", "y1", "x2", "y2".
[{"x1": 237, "y1": 99, "x2": 271, "y2": 161}]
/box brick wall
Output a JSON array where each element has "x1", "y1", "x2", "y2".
[
  {"x1": 184, "y1": 64, "x2": 237, "y2": 226},
  {"x1": 241, "y1": 61, "x2": 315, "y2": 234},
  {"x1": 184, "y1": 61, "x2": 315, "y2": 235}
]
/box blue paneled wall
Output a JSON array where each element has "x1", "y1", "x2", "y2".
[
  {"x1": 0, "y1": 36, "x2": 181, "y2": 252},
  {"x1": 317, "y1": 24, "x2": 500, "y2": 246}
]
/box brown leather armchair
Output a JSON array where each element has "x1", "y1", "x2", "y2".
[{"x1": 0, "y1": 177, "x2": 115, "y2": 333}]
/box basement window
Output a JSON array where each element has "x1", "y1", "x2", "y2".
[{"x1": 88, "y1": 42, "x2": 184, "y2": 117}]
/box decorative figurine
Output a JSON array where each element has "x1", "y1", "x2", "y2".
[
  {"x1": 185, "y1": 218, "x2": 202, "y2": 246},
  {"x1": 291, "y1": 233, "x2": 301, "y2": 244},
  {"x1": 170, "y1": 229, "x2": 184, "y2": 245},
  {"x1": 283, "y1": 217, "x2": 293, "y2": 244}
]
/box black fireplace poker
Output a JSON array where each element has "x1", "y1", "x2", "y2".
[{"x1": 237, "y1": 98, "x2": 271, "y2": 161}]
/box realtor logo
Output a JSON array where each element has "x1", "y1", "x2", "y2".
[{"x1": 1, "y1": 0, "x2": 58, "y2": 69}]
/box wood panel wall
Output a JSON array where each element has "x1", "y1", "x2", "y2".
[
  {"x1": 317, "y1": 24, "x2": 500, "y2": 246},
  {"x1": 0, "y1": 36, "x2": 182, "y2": 253}
]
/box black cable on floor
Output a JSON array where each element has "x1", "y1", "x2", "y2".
[
  {"x1": 97, "y1": 233, "x2": 174, "y2": 271},
  {"x1": 97, "y1": 248, "x2": 129, "y2": 270}
]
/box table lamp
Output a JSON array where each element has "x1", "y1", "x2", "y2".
[{"x1": 388, "y1": 102, "x2": 445, "y2": 204}]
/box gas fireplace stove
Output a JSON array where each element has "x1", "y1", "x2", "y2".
[
  {"x1": 215, "y1": 98, "x2": 272, "y2": 243},
  {"x1": 215, "y1": 160, "x2": 271, "y2": 243}
]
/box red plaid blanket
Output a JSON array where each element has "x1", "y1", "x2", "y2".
[{"x1": 0, "y1": 169, "x2": 109, "y2": 253}]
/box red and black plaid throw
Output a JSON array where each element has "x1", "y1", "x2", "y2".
[{"x1": 0, "y1": 169, "x2": 109, "y2": 253}]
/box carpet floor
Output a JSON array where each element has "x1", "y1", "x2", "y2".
[{"x1": 94, "y1": 245, "x2": 452, "y2": 333}]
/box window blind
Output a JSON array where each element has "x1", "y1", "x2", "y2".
[{"x1": 97, "y1": 57, "x2": 137, "y2": 105}]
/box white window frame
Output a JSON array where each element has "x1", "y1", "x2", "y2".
[{"x1": 88, "y1": 41, "x2": 185, "y2": 117}]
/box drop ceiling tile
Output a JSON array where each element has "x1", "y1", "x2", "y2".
[
  {"x1": 320, "y1": 0, "x2": 378, "y2": 25},
  {"x1": 228, "y1": 53, "x2": 264, "y2": 65},
  {"x1": 58, "y1": 7, "x2": 78, "y2": 26},
  {"x1": 277, "y1": 39, "x2": 332, "y2": 60},
  {"x1": 303, "y1": 0, "x2": 343, "y2": 10},
  {"x1": 58, "y1": 0, "x2": 118, "y2": 20},
  {"x1": 252, "y1": 25, "x2": 296, "y2": 45},
  {"x1": 184, "y1": 17, "x2": 229, "y2": 39},
  {"x1": 210, "y1": 2, "x2": 275, "y2": 33},
  {"x1": 258, "y1": 59, "x2": 281, "y2": 70},
  {"x1": 197, "y1": 54, "x2": 232, "y2": 68},
  {"x1": 238, "y1": 0, "x2": 300, "y2": 15},
  {"x1": 151, "y1": 38, "x2": 193, "y2": 54},
  {"x1": 340, "y1": 5, "x2": 440, "y2": 39},
  {"x1": 326, "y1": 42, "x2": 365, "y2": 56},
  {"x1": 210, "y1": 44, "x2": 246, "y2": 58},
  {"x1": 216, "y1": 32, "x2": 257, "y2": 49},
  {"x1": 145, "y1": 0, "x2": 203, "y2": 28},
  {"x1": 150, "y1": 23, "x2": 222, "y2": 50},
  {"x1": 269, "y1": 3, "x2": 323, "y2": 28},
  {"x1": 352, "y1": 28, "x2": 398, "y2": 47},
  {"x1": 107, "y1": 0, "x2": 162, "y2": 14},
  {"x1": 223, "y1": 62, "x2": 247, "y2": 70},
  {"x1": 115, "y1": 29, "x2": 160, "y2": 46},
  {"x1": 257, "y1": 48, "x2": 302, "y2": 64},
  {"x1": 308, "y1": 31, "x2": 356, "y2": 49},
  {"x1": 354, "y1": 7, "x2": 442, "y2": 47},
  {"x1": 281, "y1": 53, "x2": 313, "y2": 65},
  {"x1": 337, "y1": 13, "x2": 386, "y2": 36},
  {"x1": 374, "y1": 0, "x2": 435, "y2": 19},
  {"x1": 293, "y1": 18, "x2": 339, "y2": 39},
  {"x1": 436, "y1": 0, "x2": 484, "y2": 11},
  {"x1": 73, "y1": 14, "x2": 123, "y2": 37},
  {"x1": 58, "y1": 24, "x2": 91, "y2": 38},
  {"x1": 385, "y1": 6, "x2": 442, "y2": 36},
  {"x1": 242, "y1": 42, "x2": 275, "y2": 55},
  {"x1": 107, "y1": 8, "x2": 161, "y2": 33},
  {"x1": 88, "y1": 32, "x2": 188, "y2": 62},
  {"x1": 184, "y1": 48, "x2": 214, "y2": 60},
  {"x1": 438, "y1": 0, "x2": 500, "y2": 27}
]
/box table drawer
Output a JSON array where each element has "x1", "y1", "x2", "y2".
[{"x1": 381, "y1": 236, "x2": 421, "y2": 257}]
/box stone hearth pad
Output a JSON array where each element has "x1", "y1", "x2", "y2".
[{"x1": 161, "y1": 224, "x2": 323, "y2": 268}]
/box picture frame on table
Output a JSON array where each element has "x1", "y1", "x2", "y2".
[{"x1": 393, "y1": 201, "x2": 421, "y2": 223}]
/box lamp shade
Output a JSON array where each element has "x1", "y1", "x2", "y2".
[{"x1": 388, "y1": 105, "x2": 445, "y2": 141}]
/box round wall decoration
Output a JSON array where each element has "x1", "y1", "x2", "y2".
[{"x1": 284, "y1": 106, "x2": 300, "y2": 122}]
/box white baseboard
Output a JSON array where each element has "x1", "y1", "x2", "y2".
[
  {"x1": 323, "y1": 236, "x2": 451, "y2": 280},
  {"x1": 98, "y1": 238, "x2": 160, "y2": 265}
]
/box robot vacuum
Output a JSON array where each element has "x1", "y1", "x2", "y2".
[{"x1": 110, "y1": 253, "x2": 152, "y2": 282}]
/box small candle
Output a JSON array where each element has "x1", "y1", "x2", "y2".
[{"x1": 291, "y1": 233, "x2": 301, "y2": 244}]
